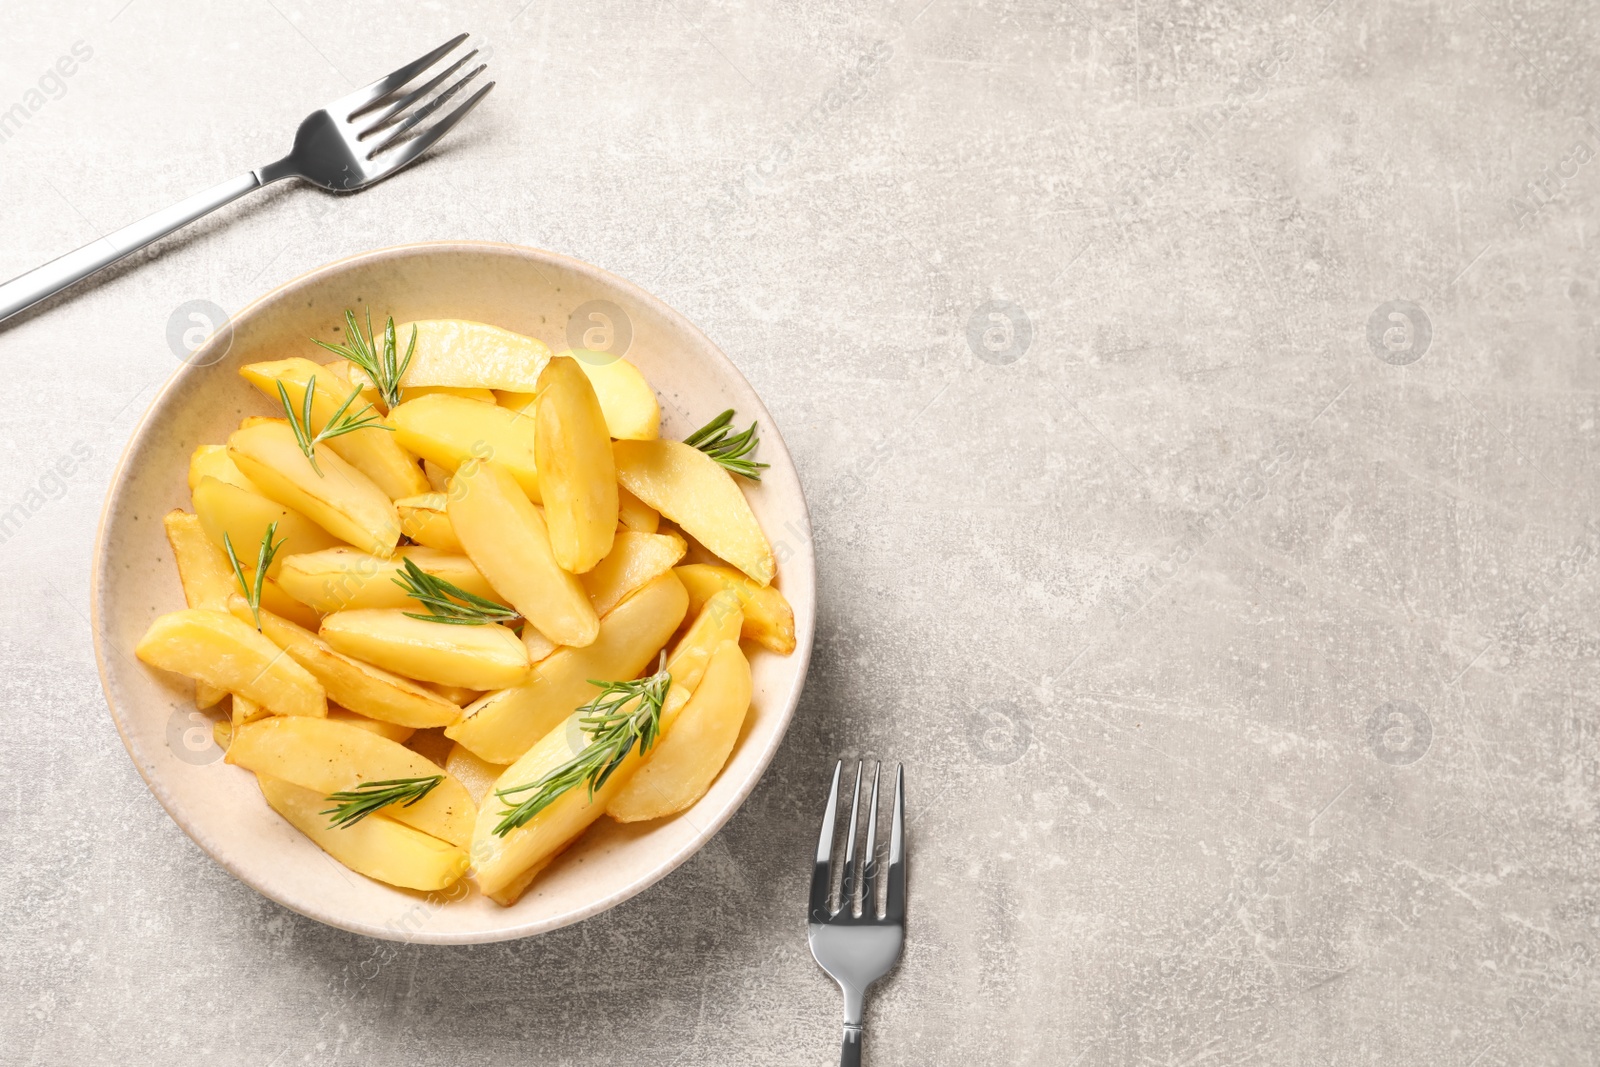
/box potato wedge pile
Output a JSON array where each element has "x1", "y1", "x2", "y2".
[{"x1": 136, "y1": 313, "x2": 794, "y2": 904}]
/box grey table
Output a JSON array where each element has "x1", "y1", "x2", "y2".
[{"x1": 3, "y1": 1, "x2": 1597, "y2": 1064}]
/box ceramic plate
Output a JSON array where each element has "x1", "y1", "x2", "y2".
[{"x1": 91, "y1": 242, "x2": 814, "y2": 943}]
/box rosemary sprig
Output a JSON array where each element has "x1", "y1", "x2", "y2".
[
  {"x1": 276, "y1": 375, "x2": 389, "y2": 477},
  {"x1": 493, "y1": 659, "x2": 671, "y2": 836},
  {"x1": 684, "y1": 409, "x2": 769, "y2": 481},
  {"x1": 223, "y1": 521, "x2": 285, "y2": 630},
  {"x1": 392, "y1": 557, "x2": 520, "y2": 626},
  {"x1": 321, "y1": 776, "x2": 444, "y2": 829},
  {"x1": 311, "y1": 308, "x2": 416, "y2": 409}
]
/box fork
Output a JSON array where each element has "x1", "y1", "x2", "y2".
[
  {"x1": 0, "y1": 33, "x2": 494, "y2": 325},
  {"x1": 809, "y1": 761, "x2": 906, "y2": 1067}
]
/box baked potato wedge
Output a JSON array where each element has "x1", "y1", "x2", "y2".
[
  {"x1": 607, "y1": 639, "x2": 752, "y2": 822},
  {"x1": 447, "y1": 459, "x2": 597, "y2": 647},
  {"x1": 275, "y1": 546, "x2": 502, "y2": 615},
  {"x1": 227, "y1": 421, "x2": 401, "y2": 557},
  {"x1": 394, "y1": 319, "x2": 553, "y2": 391},
  {"x1": 256, "y1": 774, "x2": 468, "y2": 891},
  {"x1": 136, "y1": 609, "x2": 326, "y2": 718},
  {"x1": 228, "y1": 715, "x2": 474, "y2": 846},
  {"x1": 321, "y1": 608, "x2": 530, "y2": 691},
  {"x1": 613, "y1": 440, "x2": 774, "y2": 584},
  {"x1": 192, "y1": 476, "x2": 340, "y2": 577},
  {"x1": 533, "y1": 356, "x2": 618, "y2": 573}
]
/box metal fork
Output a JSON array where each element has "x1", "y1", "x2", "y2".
[
  {"x1": 809, "y1": 761, "x2": 906, "y2": 1067},
  {"x1": 0, "y1": 33, "x2": 494, "y2": 325}
]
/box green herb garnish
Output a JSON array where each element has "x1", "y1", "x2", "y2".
[
  {"x1": 392, "y1": 557, "x2": 519, "y2": 626},
  {"x1": 275, "y1": 374, "x2": 388, "y2": 477},
  {"x1": 321, "y1": 776, "x2": 444, "y2": 829},
  {"x1": 684, "y1": 409, "x2": 769, "y2": 480},
  {"x1": 312, "y1": 309, "x2": 416, "y2": 410},
  {"x1": 224, "y1": 521, "x2": 285, "y2": 630},
  {"x1": 492, "y1": 659, "x2": 671, "y2": 836}
]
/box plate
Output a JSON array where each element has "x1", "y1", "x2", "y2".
[{"x1": 91, "y1": 242, "x2": 814, "y2": 943}]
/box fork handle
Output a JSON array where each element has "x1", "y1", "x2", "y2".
[
  {"x1": 839, "y1": 1025, "x2": 863, "y2": 1067},
  {"x1": 0, "y1": 171, "x2": 267, "y2": 324}
]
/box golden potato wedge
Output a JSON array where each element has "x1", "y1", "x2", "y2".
[
  {"x1": 387, "y1": 395, "x2": 542, "y2": 500},
  {"x1": 616, "y1": 485, "x2": 660, "y2": 533},
  {"x1": 328, "y1": 707, "x2": 415, "y2": 743},
  {"x1": 229, "y1": 596, "x2": 462, "y2": 728},
  {"x1": 394, "y1": 319, "x2": 553, "y2": 391},
  {"x1": 321, "y1": 608, "x2": 530, "y2": 690},
  {"x1": 275, "y1": 546, "x2": 503, "y2": 615},
  {"x1": 445, "y1": 742, "x2": 507, "y2": 805},
  {"x1": 256, "y1": 774, "x2": 468, "y2": 891},
  {"x1": 613, "y1": 439, "x2": 774, "y2": 584},
  {"x1": 165, "y1": 510, "x2": 237, "y2": 610},
  {"x1": 583, "y1": 531, "x2": 686, "y2": 617},
  {"x1": 229, "y1": 715, "x2": 474, "y2": 846},
  {"x1": 395, "y1": 493, "x2": 463, "y2": 551},
  {"x1": 213, "y1": 718, "x2": 233, "y2": 750},
  {"x1": 674, "y1": 563, "x2": 796, "y2": 654},
  {"x1": 448, "y1": 460, "x2": 597, "y2": 647},
  {"x1": 533, "y1": 356, "x2": 618, "y2": 573},
  {"x1": 446, "y1": 572, "x2": 688, "y2": 763},
  {"x1": 231, "y1": 693, "x2": 271, "y2": 727},
  {"x1": 239, "y1": 358, "x2": 430, "y2": 500},
  {"x1": 136, "y1": 609, "x2": 326, "y2": 718},
  {"x1": 607, "y1": 640, "x2": 752, "y2": 821},
  {"x1": 192, "y1": 476, "x2": 340, "y2": 577},
  {"x1": 228, "y1": 422, "x2": 401, "y2": 557},
  {"x1": 187, "y1": 444, "x2": 259, "y2": 494}
]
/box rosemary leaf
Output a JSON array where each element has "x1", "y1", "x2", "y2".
[
  {"x1": 274, "y1": 373, "x2": 390, "y2": 477},
  {"x1": 311, "y1": 308, "x2": 416, "y2": 409},
  {"x1": 321, "y1": 776, "x2": 444, "y2": 829},
  {"x1": 223, "y1": 521, "x2": 285, "y2": 630},
  {"x1": 493, "y1": 659, "x2": 671, "y2": 836},
  {"x1": 684, "y1": 409, "x2": 769, "y2": 480},
  {"x1": 392, "y1": 557, "x2": 519, "y2": 626}
]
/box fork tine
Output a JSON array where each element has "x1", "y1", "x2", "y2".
[
  {"x1": 366, "y1": 63, "x2": 486, "y2": 159},
  {"x1": 366, "y1": 81, "x2": 495, "y2": 174},
  {"x1": 358, "y1": 49, "x2": 480, "y2": 137},
  {"x1": 884, "y1": 764, "x2": 906, "y2": 922},
  {"x1": 858, "y1": 762, "x2": 882, "y2": 917},
  {"x1": 840, "y1": 762, "x2": 864, "y2": 916},
  {"x1": 337, "y1": 33, "x2": 470, "y2": 117},
  {"x1": 808, "y1": 761, "x2": 842, "y2": 921}
]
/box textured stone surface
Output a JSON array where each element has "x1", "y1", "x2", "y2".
[{"x1": 3, "y1": 0, "x2": 1600, "y2": 1063}]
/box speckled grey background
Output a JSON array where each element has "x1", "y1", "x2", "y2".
[{"x1": 3, "y1": 0, "x2": 1599, "y2": 1063}]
